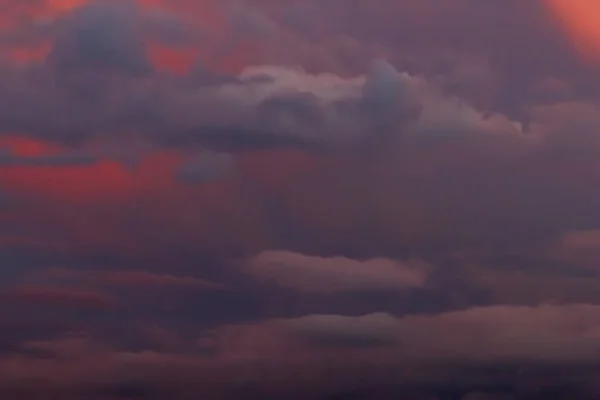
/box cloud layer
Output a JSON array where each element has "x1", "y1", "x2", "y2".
[{"x1": 2, "y1": 0, "x2": 600, "y2": 398}]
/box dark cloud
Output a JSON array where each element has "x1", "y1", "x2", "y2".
[
  {"x1": 2, "y1": 0, "x2": 600, "y2": 398},
  {"x1": 47, "y1": 0, "x2": 152, "y2": 75},
  {"x1": 1, "y1": 305, "x2": 600, "y2": 397},
  {"x1": 176, "y1": 150, "x2": 235, "y2": 182},
  {"x1": 0, "y1": 284, "x2": 119, "y2": 310},
  {"x1": 30, "y1": 267, "x2": 230, "y2": 292},
  {"x1": 0, "y1": 188, "x2": 12, "y2": 209},
  {"x1": 281, "y1": 312, "x2": 401, "y2": 348},
  {"x1": 0, "y1": 148, "x2": 98, "y2": 166}
]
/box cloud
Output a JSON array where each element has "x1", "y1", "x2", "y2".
[
  {"x1": 559, "y1": 230, "x2": 600, "y2": 253},
  {"x1": 0, "y1": 188, "x2": 12, "y2": 209},
  {"x1": 0, "y1": 148, "x2": 98, "y2": 166},
  {"x1": 446, "y1": 264, "x2": 600, "y2": 307},
  {"x1": 2, "y1": 1, "x2": 600, "y2": 397},
  {"x1": 142, "y1": 6, "x2": 200, "y2": 47},
  {"x1": 0, "y1": 2, "x2": 516, "y2": 154},
  {"x1": 36, "y1": 268, "x2": 229, "y2": 291},
  {"x1": 245, "y1": 250, "x2": 429, "y2": 293},
  {"x1": 551, "y1": 229, "x2": 600, "y2": 271},
  {"x1": 0, "y1": 284, "x2": 118, "y2": 310},
  {"x1": 545, "y1": 0, "x2": 600, "y2": 65},
  {"x1": 0, "y1": 305, "x2": 599, "y2": 397},
  {"x1": 47, "y1": 0, "x2": 151, "y2": 75},
  {"x1": 176, "y1": 151, "x2": 236, "y2": 183},
  {"x1": 281, "y1": 312, "x2": 401, "y2": 347},
  {"x1": 266, "y1": 304, "x2": 600, "y2": 364}
]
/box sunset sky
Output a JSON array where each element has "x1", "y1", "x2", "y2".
[{"x1": 3, "y1": 0, "x2": 600, "y2": 398}]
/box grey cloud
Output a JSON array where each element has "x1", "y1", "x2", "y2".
[
  {"x1": 0, "y1": 3, "x2": 413, "y2": 147},
  {"x1": 47, "y1": 0, "x2": 151, "y2": 75},
  {"x1": 246, "y1": 0, "x2": 600, "y2": 127},
  {"x1": 281, "y1": 312, "x2": 401, "y2": 348},
  {"x1": 0, "y1": 0, "x2": 542, "y2": 157},
  {"x1": 361, "y1": 59, "x2": 415, "y2": 112},
  {"x1": 257, "y1": 91, "x2": 324, "y2": 127},
  {"x1": 0, "y1": 49, "x2": 421, "y2": 151}
]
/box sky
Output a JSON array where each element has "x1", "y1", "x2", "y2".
[{"x1": 3, "y1": 0, "x2": 600, "y2": 398}]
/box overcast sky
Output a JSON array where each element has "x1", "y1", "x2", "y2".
[{"x1": 2, "y1": 0, "x2": 600, "y2": 398}]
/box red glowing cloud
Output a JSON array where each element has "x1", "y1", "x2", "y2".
[
  {"x1": 0, "y1": 134, "x2": 324, "y2": 258},
  {"x1": 0, "y1": 0, "x2": 84, "y2": 62},
  {"x1": 545, "y1": 0, "x2": 600, "y2": 64}
]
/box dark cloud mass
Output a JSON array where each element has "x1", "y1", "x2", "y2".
[{"x1": 3, "y1": 0, "x2": 600, "y2": 398}]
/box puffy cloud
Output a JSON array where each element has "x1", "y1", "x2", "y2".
[
  {"x1": 0, "y1": 2, "x2": 523, "y2": 153},
  {"x1": 245, "y1": 250, "x2": 429, "y2": 293}
]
